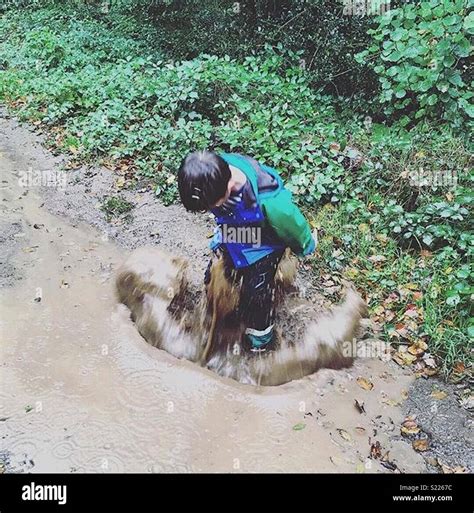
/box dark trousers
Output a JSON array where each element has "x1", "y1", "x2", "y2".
[{"x1": 204, "y1": 249, "x2": 285, "y2": 331}]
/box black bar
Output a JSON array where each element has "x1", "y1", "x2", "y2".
[{"x1": 0, "y1": 474, "x2": 471, "y2": 513}]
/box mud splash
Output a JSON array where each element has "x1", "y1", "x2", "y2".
[
  {"x1": 0, "y1": 113, "x2": 426, "y2": 473},
  {"x1": 115, "y1": 247, "x2": 367, "y2": 386}
]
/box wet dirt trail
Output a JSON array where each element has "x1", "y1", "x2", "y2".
[{"x1": 0, "y1": 113, "x2": 426, "y2": 473}]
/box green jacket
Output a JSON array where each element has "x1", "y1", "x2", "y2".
[{"x1": 220, "y1": 153, "x2": 315, "y2": 257}]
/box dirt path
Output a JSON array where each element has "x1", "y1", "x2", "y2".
[{"x1": 0, "y1": 111, "x2": 433, "y2": 473}]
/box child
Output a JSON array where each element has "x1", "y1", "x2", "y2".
[{"x1": 177, "y1": 151, "x2": 316, "y2": 353}]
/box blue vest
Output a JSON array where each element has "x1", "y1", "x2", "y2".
[{"x1": 209, "y1": 155, "x2": 285, "y2": 268}]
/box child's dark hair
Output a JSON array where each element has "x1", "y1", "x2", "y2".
[{"x1": 178, "y1": 151, "x2": 231, "y2": 212}]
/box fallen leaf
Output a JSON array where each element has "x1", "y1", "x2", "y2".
[
  {"x1": 431, "y1": 390, "x2": 448, "y2": 400},
  {"x1": 357, "y1": 377, "x2": 374, "y2": 391},
  {"x1": 292, "y1": 423, "x2": 306, "y2": 431},
  {"x1": 401, "y1": 418, "x2": 420, "y2": 436},
  {"x1": 355, "y1": 426, "x2": 366, "y2": 435},
  {"x1": 344, "y1": 268, "x2": 359, "y2": 280},
  {"x1": 407, "y1": 340, "x2": 428, "y2": 356},
  {"x1": 412, "y1": 439, "x2": 429, "y2": 452},
  {"x1": 404, "y1": 305, "x2": 421, "y2": 320},
  {"x1": 392, "y1": 351, "x2": 417, "y2": 366},
  {"x1": 368, "y1": 255, "x2": 387, "y2": 264},
  {"x1": 423, "y1": 354, "x2": 437, "y2": 368},
  {"x1": 370, "y1": 441, "x2": 382, "y2": 459},
  {"x1": 375, "y1": 233, "x2": 389, "y2": 244},
  {"x1": 381, "y1": 397, "x2": 402, "y2": 407},
  {"x1": 401, "y1": 282, "x2": 419, "y2": 291}
]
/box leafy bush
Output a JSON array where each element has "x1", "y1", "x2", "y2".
[
  {"x1": 23, "y1": 0, "x2": 377, "y2": 96},
  {"x1": 356, "y1": 0, "x2": 473, "y2": 129},
  {"x1": 349, "y1": 123, "x2": 473, "y2": 254},
  {"x1": 0, "y1": 7, "x2": 348, "y2": 204}
]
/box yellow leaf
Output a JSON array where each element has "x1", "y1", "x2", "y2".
[
  {"x1": 407, "y1": 340, "x2": 428, "y2": 356},
  {"x1": 401, "y1": 282, "x2": 419, "y2": 291},
  {"x1": 431, "y1": 390, "x2": 448, "y2": 400},
  {"x1": 412, "y1": 439, "x2": 429, "y2": 452},
  {"x1": 375, "y1": 233, "x2": 389, "y2": 244},
  {"x1": 357, "y1": 377, "x2": 374, "y2": 391},
  {"x1": 344, "y1": 268, "x2": 359, "y2": 280},
  {"x1": 401, "y1": 418, "x2": 420, "y2": 436},
  {"x1": 392, "y1": 351, "x2": 417, "y2": 366}
]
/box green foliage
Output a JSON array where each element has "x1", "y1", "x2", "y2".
[
  {"x1": 24, "y1": 0, "x2": 376, "y2": 96},
  {"x1": 0, "y1": 7, "x2": 347, "y2": 205},
  {"x1": 313, "y1": 203, "x2": 473, "y2": 374},
  {"x1": 350, "y1": 123, "x2": 473, "y2": 254},
  {"x1": 356, "y1": 0, "x2": 473, "y2": 129}
]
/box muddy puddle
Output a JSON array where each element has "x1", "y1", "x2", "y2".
[{"x1": 0, "y1": 117, "x2": 426, "y2": 473}]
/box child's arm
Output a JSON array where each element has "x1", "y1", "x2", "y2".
[{"x1": 262, "y1": 189, "x2": 316, "y2": 257}]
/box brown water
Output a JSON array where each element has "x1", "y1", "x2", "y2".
[{"x1": 0, "y1": 133, "x2": 426, "y2": 473}]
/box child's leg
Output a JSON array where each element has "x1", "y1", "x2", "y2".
[
  {"x1": 204, "y1": 250, "x2": 240, "y2": 326},
  {"x1": 239, "y1": 249, "x2": 285, "y2": 351}
]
